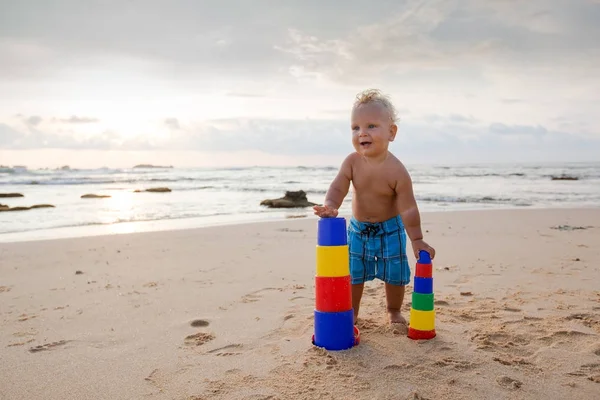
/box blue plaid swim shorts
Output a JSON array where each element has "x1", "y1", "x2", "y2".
[{"x1": 347, "y1": 215, "x2": 411, "y2": 286}]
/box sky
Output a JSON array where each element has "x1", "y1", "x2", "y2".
[{"x1": 1, "y1": 0, "x2": 599, "y2": 168}]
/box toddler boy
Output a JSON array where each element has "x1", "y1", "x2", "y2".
[{"x1": 313, "y1": 89, "x2": 435, "y2": 325}]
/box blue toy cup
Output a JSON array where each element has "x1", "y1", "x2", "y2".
[
  {"x1": 317, "y1": 217, "x2": 347, "y2": 246},
  {"x1": 414, "y1": 277, "x2": 433, "y2": 294},
  {"x1": 313, "y1": 309, "x2": 355, "y2": 350},
  {"x1": 418, "y1": 250, "x2": 431, "y2": 264}
]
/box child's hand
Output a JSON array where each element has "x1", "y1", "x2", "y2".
[
  {"x1": 410, "y1": 239, "x2": 436, "y2": 260},
  {"x1": 313, "y1": 204, "x2": 338, "y2": 218}
]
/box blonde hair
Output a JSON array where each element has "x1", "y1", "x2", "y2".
[{"x1": 353, "y1": 89, "x2": 398, "y2": 123}]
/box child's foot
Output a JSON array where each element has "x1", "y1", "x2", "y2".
[{"x1": 388, "y1": 310, "x2": 407, "y2": 325}]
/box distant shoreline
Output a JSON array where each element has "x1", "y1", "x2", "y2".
[{"x1": 2, "y1": 162, "x2": 599, "y2": 242}]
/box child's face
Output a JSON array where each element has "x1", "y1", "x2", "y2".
[{"x1": 351, "y1": 102, "x2": 397, "y2": 157}]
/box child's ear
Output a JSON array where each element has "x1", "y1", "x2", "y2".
[{"x1": 389, "y1": 124, "x2": 398, "y2": 141}]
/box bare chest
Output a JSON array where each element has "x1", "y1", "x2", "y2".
[{"x1": 351, "y1": 169, "x2": 395, "y2": 197}]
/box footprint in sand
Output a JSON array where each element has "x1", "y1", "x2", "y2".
[
  {"x1": 471, "y1": 331, "x2": 531, "y2": 352},
  {"x1": 283, "y1": 314, "x2": 294, "y2": 321},
  {"x1": 565, "y1": 313, "x2": 600, "y2": 330},
  {"x1": 208, "y1": 343, "x2": 243, "y2": 356},
  {"x1": 383, "y1": 363, "x2": 412, "y2": 370},
  {"x1": 190, "y1": 319, "x2": 209, "y2": 327},
  {"x1": 493, "y1": 356, "x2": 533, "y2": 367},
  {"x1": 567, "y1": 362, "x2": 600, "y2": 382},
  {"x1": 537, "y1": 329, "x2": 592, "y2": 343},
  {"x1": 17, "y1": 314, "x2": 37, "y2": 322},
  {"x1": 29, "y1": 340, "x2": 70, "y2": 353},
  {"x1": 215, "y1": 351, "x2": 239, "y2": 357},
  {"x1": 496, "y1": 375, "x2": 523, "y2": 390},
  {"x1": 7, "y1": 338, "x2": 35, "y2": 347},
  {"x1": 184, "y1": 332, "x2": 215, "y2": 346},
  {"x1": 242, "y1": 293, "x2": 261, "y2": 303},
  {"x1": 12, "y1": 330, "x2": 37, "y2": 338},
  {"x1": 433, "y1": 357, "x2": 477, "y2": 371},
  {"x1": 289, "y1": 296, "x2": 308, "y2": 302},
  {"x1": 240, "y1": 287, "x2": 282, "y2": 304},
  {"x1": 459, "y1": 311, "x2": 478, "y2": 322},
  {"x1": 144, "y1": 368, "x2": 166, "y2": 393}
]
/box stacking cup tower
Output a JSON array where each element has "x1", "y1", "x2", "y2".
[
  {"x1": 408, "y1": 250, "x2": 436, "y2": 340},
  {"x1": 312, "y1": 217, "x2": 359, "y2": 350}
]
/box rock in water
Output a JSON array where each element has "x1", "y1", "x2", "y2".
[
  {"x1": 260, "y1": 190, "x2": 317, "y2": 208},
  {"x1": 551, "y1": 175, "x2": 578, "y2": 181},
  {"x1": 81, "y1": 194, "x2": 112, "y2": 198},
  {"x1": 134, "y1": 187, "x2": 172, "y2": 193},
  {"x1": 0, "y1": 204, "x2": 55, "y2": 212},
  {"x1": 133, "y1": 164, "x2": 173, "y2": 169},
  {"x1": 0, "y1": 193, "x2": 24, "y2": 198}
]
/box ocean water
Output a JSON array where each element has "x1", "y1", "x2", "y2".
[{"x1": 1, "y1": 162, "x2": 599, "y2": 242}]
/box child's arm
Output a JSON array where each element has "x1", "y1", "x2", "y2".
[
  {"x1": 313, "y1": 155, "x2": 353, "y2": 217},
  {"x1": 394, "y1": 166, "x2": 422, "y2": 241},
  {"x1": 394, "y1": 164, "x2": 436, "y2": 258}
]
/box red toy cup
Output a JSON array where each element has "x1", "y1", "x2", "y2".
[
  {"x1": 315, "y1": 275, "x2": 352, "y2": 312},
  {"x1": 415, "y1": 262, "x2": 432, "y2": 278}
]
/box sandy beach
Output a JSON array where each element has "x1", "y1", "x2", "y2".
[{"x1": 1, "y1": 207, "x2": 599, "y2": 399}]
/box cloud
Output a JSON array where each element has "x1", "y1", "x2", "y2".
[
  {"x1": 1, "y1": 1, "x2": 598, "y2": 95},
  {"x1": 0, "y1": 0, "x2": 598, "y2": 166},
  {"x1": 275, "y1": 0, "x2": 600, "y2": 85},
  {"x1": 2, "y1": 115, "x2": 598, "y2": 164},
  {"x1": 1, "y1": 122, "x2": 79, "y2": 149},
  {"x1": 424, "y1": 114, "x2": 479, "y2": 124},
  {"x1": 0, "y1": 122, "x2": 150, "y2": 151},
  {"x1": 7, "y1": 0, "x2": 595, "y2": 83},
  {"x1": 164, "y1": 118, "x2": 181, "y2": 130},
  {"x1": 489, "y1": 123, "x2": 547, "y2": 137},
  {"x1": 0, "y1": 117, "x2": 350, "y2": 154},
  {"x1": 0, "y1": 0, "x2": 312, "y2": 81},
  {"x1": 58, "y1": 116, "x2": 99, "y2": 124},
  {"x1": 168, "y1": 118, "x2": 351, "y2": 155},
  {"x1": 26, "y1": 115, "x2": 42, "y2": 126},
  {"x1": 0, "y1": 123, "x2": 22, "y2": 146}
]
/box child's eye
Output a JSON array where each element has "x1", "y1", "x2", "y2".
[
  {"x1": 352, "y1": 126, "x2": 359, "y2": 131},
  {"x1": 368, "y1": 124, "x2": 375, "y2": 129}
]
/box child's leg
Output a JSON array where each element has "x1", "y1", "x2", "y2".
[
  {"x1": 347, "y1": 217, "x2": 374, "y2": 324},
  {"x1": 351, "y1": 283, "x2": 365, "y2": 323},
  {"x1": 377, "y1": 216, "x2": 411, "y2": 325},
  {"x1": 385, "y1": 283, "x2": 407, "y2": 324}
]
